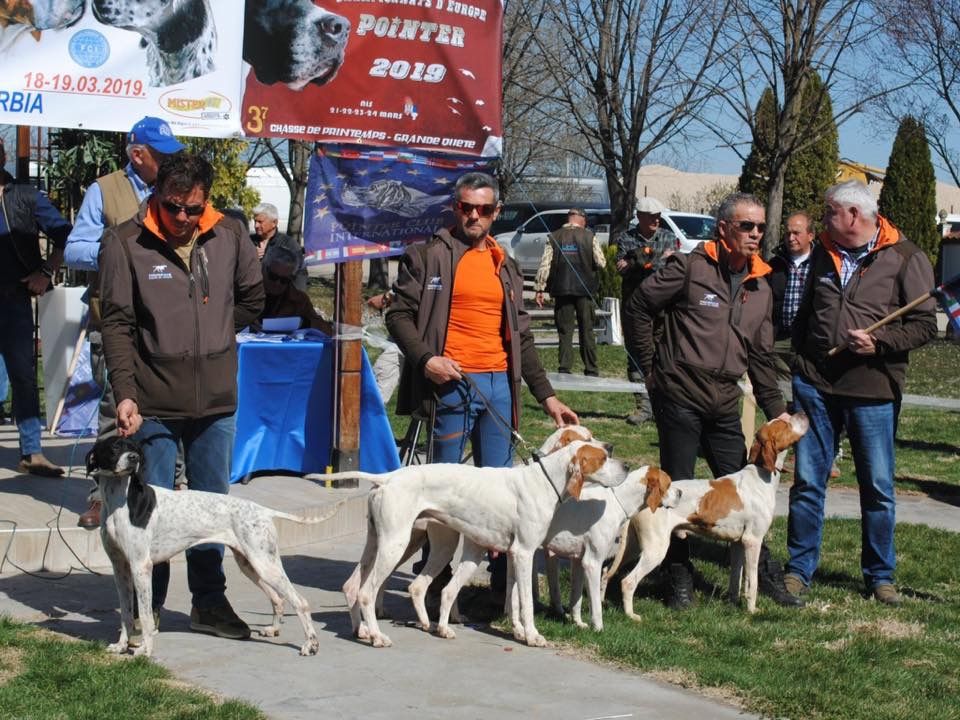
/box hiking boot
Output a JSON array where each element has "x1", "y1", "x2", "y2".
[
  {"x1": 626, "y1": 412, "x2": 650, "y2": 426},
  {"x1": 666, "y1": 563, "x2": 697, "y2": 610},
  {"x1": 783, "y1": 573, "x2": 809, "y2": 597},
  {"x1": 128, "y1": 609, "x2": 160, "y2": 648},
  {"x1": 17, "y1": 453, "x2": 64, "y2": 477},
  {"x1": 77, "y1": 500, "x2": 102, "y2": 529},
  {"x1": 758, "y1": 549, "x2": 805, "y2": 607},
  {"x1": 190, "y1": 602, "x2": 251, "y2": 640},
  {"x1": 872, "y1": 584, "x2": 903, "y2": 606}
]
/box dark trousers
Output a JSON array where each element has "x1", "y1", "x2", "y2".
[
  {"x1": 554, "y1": 295, "x2": 597, "y2": 375},
  {"x1": 651, "y1": 387, "x2": 747, "y2": 564}
]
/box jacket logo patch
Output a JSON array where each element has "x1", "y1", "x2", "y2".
[
  {"x1": 818, "y1": 274, "x2": 839, "y2": 289},
  {"x1": 426, "y1": 276, "x2": 443, "y2": 291},
  {"x1": 148, "y1": 265, "x2": 174, "y2": 280},
  {"x1": 698, "y1": 292, "x2": 720, "y2": 308}
]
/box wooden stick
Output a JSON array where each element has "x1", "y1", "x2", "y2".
[{"x1": 826, "y1": 291, "x2": 934, "y2": 356}]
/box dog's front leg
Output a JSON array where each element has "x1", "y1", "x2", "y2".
[
  {"x1": 568, "y1": 559, "x2": 587, "y2": 628},
  {"x1": 742, "y1": 537, "x2": 762, "y2": 613},
  {"x1": 435, "y1": 539, "x2": 483, "y2": 640},
  {"x1": 103, "y1": 539, "x2": 134, "y2": 654},
  {"x1": 512, "y1": 550, "x2": 546, "y2": 647},
  {"x1": 620, "y1": 536, "x2": 669, "y2": 623},
  {"x1": 131, "y1": 560, "x2": 157, "y2": 657},
  {"x1": 580, "y1": 556, "x2": 606, "y2": 631}
]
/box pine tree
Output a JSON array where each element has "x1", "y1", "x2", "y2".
[
  {"x1": 878, "y1": 117, "x2": 939, "y2": 264},
  {"x1": 738, "y1": 88, "x2": 777, "y2": 198},
  {"x1": 782, "y1": 73, "x2": 838, "y2": 223}
]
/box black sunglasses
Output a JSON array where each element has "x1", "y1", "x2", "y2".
[
  {"x1": 733, "y1": 220, "x2": 767, "y2": 233},
  {"x1": 160, "y1": 199, "x2": 205, "y2": 217},
  {"x1": 455, "y1": 200, "x2": 498, "y2": 217},
  {"x1": 265, "y1": 268, "x2": 293, "y2": 285}
]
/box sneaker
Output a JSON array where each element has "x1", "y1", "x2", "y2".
[
  {"x1": 666, "y1": 563, "x2": 697, "y2": 610},
  {"x1": 758, "y1": 551, "x2": 805, "y2": 607},
  {"x1": 190, "y1": 602, "x2": 251, "y2": 640},
  {"x1": 626, "y1": 412, "x2": 650, "y2": 426},
  {"x1": 872, "y1": 584, "x2": 903, "y2": 606},
  {"x1": 128, "y1": 609, "x2": 160, "y2": 648},
  {"x1": 783, "y1": 573, "x2": 809, "y2": 597},
  {"x1": 17, "y1": 453, "x2": 64, "y2": 477}
]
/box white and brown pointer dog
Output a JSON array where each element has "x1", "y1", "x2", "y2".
[{"x1": 89, "y1": 436, "x2": 334, "y2": 657}]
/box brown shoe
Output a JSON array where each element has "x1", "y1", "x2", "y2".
[
  {"x1": 783, "y1": 573, "x2": 809, "y2": 596},
  {"x1": 77, "y1": 500, "x2": 102, "y2": 529},
  {"x1": 872, "y1": 584, "x2": 903, "y2": 606},
  {"x1": 17, "y1": 454, "x2": 64, "y2": 477}
]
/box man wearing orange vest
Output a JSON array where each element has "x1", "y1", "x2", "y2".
[{"x1": 65, "y1": 117, "x2": 185, "y2": 528}]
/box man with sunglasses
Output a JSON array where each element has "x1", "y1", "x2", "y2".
[
  {"x1": 615, "y1": 196, "x2": 676, "y2": 426},
  {"x1": 99, "y1": 152, "x2": 264, "y2": 642},
  {"x1": 255, "y1": 243, "x2": 332, "y2": 333},
  {"x1": 66, "y1": 116, "x2": 186, "y2": 529},
  {"x1": 626, "y1": 192, "x2": 798, "y2": 610},
  {"x1": 387, "y1": 172, "x2": 578, "y2": 597}
]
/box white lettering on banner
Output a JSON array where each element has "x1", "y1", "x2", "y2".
[
  {"x1": 441, "y1": 1, "x2": 487, "y2": 20},
  {"x1": 0, "y1": 91, "x2": 43, "y2": 114},
  {"x1": 355, "y1": 14, "x2": 465, "y2": 46}
]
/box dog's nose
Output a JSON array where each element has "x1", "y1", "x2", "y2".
[
  {"x1": 318, "y1": 15, "x2": 350, "y2": 41},
  {"x1": 602, "y1": 442, "x2": 614, "y2": 455}
]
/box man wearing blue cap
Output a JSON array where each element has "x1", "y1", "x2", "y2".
[{"x1": 66, "y1": 116, "x2": 185, "y2": 530}]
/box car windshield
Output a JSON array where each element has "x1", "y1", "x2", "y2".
[{"x1": 671, "y1": 215, "x2": 716, "y2": 240}]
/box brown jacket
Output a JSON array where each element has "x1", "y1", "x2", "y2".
[
  {"x1": 793, "y1": 216, "x2": 937, "y2": 400},
  {"x1": 99, "y1": 200, "x2": 264, "y2": 418},
  {"x1": 627, "y1": 239, "x2": 785, "y2": 419},
  {"x1": 386, "y1": 228, "x2": 554, "y2": 425}
]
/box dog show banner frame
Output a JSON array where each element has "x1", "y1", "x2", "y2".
[{"x1": 0, "y1": 1, "x2": 244, "y2": 137}]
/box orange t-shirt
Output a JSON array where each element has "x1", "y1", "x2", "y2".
[{"x1": 443, "y1": 241, "x2": 509, "y2": 372}]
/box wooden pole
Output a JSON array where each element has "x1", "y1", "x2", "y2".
[
  {"x1": 15, "y1": 126, "x2": 31, "y2": 181},
  {"x1": 330, "y1": 259, "x2": 363, "y2": 474},
  {"x1": 826, "y1": 291, "x2": 934, "y2": 356}
]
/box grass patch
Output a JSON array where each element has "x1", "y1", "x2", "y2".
[
  {"x1": 537, "y1": 518, "x2": 960, "y2": 720},
  {"x1": 0, "y1": 618, "x2": 264, "y2": 720}
]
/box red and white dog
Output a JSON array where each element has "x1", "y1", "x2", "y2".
[{"x1": 604, "y1": 412, "x2": 809, "y2": 618}]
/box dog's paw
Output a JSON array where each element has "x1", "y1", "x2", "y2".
[
  {"x1": 106, "y1": 641, "x2": 129, "y2": 654},
  {"x1": 300, "y1": 638, "x2": 320, "y2": 656},
  {"x1": 356, "y1": 622, "x2": 370, "y2": 641},
  {"x1": 371, "y1": 632, "x2": 392, "y2": 648},
  {"x1": 573, "y1": 618, "x2": 589, "y2": 629},
  {"x1": 435, "y1": 624, "x2": 456, "y2": 640},
  {"x1": 416, "y1": 619, "x2": 431, "y2": 632},
  {"x1": 258, "y1": 626, "x2": 281, "y2": 638},
  {"x1": 525, "y1": 631, "x2": 548, "y2": 648}
]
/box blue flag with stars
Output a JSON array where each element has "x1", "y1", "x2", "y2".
[{"x1": 303, "y1": 145, "x2": 495, "y2": 264}]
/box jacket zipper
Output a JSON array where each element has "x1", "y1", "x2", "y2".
[{"x1": 189, "y1": 242, "x2": 202, "y2": 416}]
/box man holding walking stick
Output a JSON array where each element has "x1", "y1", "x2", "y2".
[{"x1": 783, "y1": 180, "x2": 937, "y2": 606}]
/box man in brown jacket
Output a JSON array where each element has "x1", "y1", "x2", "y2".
[
  {"x1": 784, "y1": 180, "x2": 937, "y2": 606},
  {"x1": 100, "y1": 153, "x2": 264, "y2": 640},
  {"x1": 626, "y1": 191, "x2": 797, "y2": 609}
]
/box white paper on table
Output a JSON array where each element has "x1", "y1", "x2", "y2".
[{"x1": 262, "y1": 316, "x2": 302, "y2": 332}]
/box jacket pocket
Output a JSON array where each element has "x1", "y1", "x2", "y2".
[
  {"x1": 202, "y1": 346, "x2": 238, "y2": 410},
  {"x1": 136, "y1": 352, "x2": 191, "y2": 416}
]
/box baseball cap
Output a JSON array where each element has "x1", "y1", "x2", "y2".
[
  {"x1": 635, "y1": 196, "x2": 665, "y2": 215},
  {"x1": 568, "y1": 207, "x2": 587, "y2": 218},
  {"x1": 128, "y1": 116, "x2": 185, "y2": 154}
]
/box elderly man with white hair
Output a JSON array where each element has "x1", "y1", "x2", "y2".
[
  {"x1": 251, "y1": 202, "x2": 307, "y2": 291},
  {"x1": 784, "y1": 180, "x2": 938, "y2": 606}
]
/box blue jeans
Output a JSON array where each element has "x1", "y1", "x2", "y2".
[
  {"x1": 0, "y1": 293, "x2": 43, "y2": 456},
  {"x1": 134, "y1": 413, "x2": 235, "y2": 609},
  {"x1": 787, "y1": 374, "x2": 897, "y2": 590},
  {"x1": 432, "y1": 372, "x2": 513, "y2": 468}
]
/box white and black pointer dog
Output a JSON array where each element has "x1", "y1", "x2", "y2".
[
  {"x1": 243, "y1": 0, "x2": 350, "y2": 90},
  {"x1": 91, "y1": 0, "x2": 217, "y2": 86},
  {"x1": 88, "y1": 436, "x2": 334, "y2": 657}
]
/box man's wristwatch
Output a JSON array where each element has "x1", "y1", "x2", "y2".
[{"x1": 39, "y1": 263, "x2": 54, "y2": 279}]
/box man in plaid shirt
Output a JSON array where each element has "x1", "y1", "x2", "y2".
[{"x1": 769, "y1": 211, "x2": 815, "y2": 383}]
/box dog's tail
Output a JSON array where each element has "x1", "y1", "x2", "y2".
[
  {"x1": 270, "y1": 500, "x2": 345, "y2": 525},
  {"x1": 602, "y1": 522, "x2": 632, "y2": 587},
  {"x1": 312, "y1": 470, "x2": 399, "y2": 486}
]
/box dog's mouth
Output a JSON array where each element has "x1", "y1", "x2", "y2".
[{"x1": 288, "y1": 59, "x2": 340, "y2": 90}]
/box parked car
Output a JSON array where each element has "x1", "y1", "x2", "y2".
[
  {"x1": 495, "y1": 207, "x2": 612, "y2": 277},
  {"x1": 661, "y1": 211, "x2": 717, "y2": 253}
]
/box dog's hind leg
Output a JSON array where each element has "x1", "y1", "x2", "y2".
[
  {"x1": 408, "y1": 524, "x2": 457, "y2": 632},
  {"x1": 620, "y1": 536, "x2": 669, "y2": 623},
  {"x1": 435, "y1": 539, "x2": 483, "y2": 640},
  {"x1": 568, "y1": 559, "x2": 588, "y2": 629},
  {"x1": 546, "y1": 550, "x2": 565, "y2": 618},
  {"x1": 233, "y1": 551, "x2": 285, "y2": 637},
  {"x1": 103, "y1": 539, "x2": 135, "y2": 654},
  {"x1": 728, "y1": 541, "x2": 745, "y2": 604}
]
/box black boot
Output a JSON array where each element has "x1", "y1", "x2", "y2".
[
  {"x1": 666, "y1": 563, "x2": 697, "y2": 610},
  {"x1": 758, "y1": 544, "x2": 805, "y2": 607}
]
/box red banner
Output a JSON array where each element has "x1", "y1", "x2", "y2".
[{"x1": 241, "y1": 0, "x2": 503, "y2": 157}]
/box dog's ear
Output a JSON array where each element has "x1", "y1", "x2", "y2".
[
  {"x1": 645, "y1": 467, "x2": 671, "y2": 513},
  {"x1": 85, "y1": 448, "x2": 98, "y2": 477},
  {"x1": 761, "y1": 439, "x2": 778, "y2": 472},
  {"x1": 565, "y1": 458, "x2": 585, "y2": 500},
  {"x1": 566, "y1": 445, "x2": 607, "y2": 499},
  {"x1": 747, "y1": 437, "x2": 762, "y2": 465}
]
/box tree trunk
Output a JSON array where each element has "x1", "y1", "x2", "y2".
[
  {"x1": 765, "y1": 164, "x2": 786, "y2": 256},
  {"x1": 286, "y1": 141, "x2": 312, "y2": 245}
]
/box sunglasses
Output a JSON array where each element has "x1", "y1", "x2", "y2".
[
  {"x1": 160, "y1": 199, "x2": 205, "y2": 217},
  {"x1": 265, "y1": 268, "x2": 293, "y2": 285},
  {"x1": 732, "y1": 220, "x2": 767, "y2": 233},
  {"x1": 455, "y1": 200, "x2": 498, "y2": 217}
]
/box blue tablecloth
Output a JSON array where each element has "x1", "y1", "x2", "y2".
[{"x1": 231, "y1": 339, "x2": 400, "y2": 482}]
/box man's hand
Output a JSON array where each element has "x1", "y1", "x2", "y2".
[
  {"x1": 846, "y1": 328, "x2": 876, "y2": 356},
  {"x1": 424, "y1": 356, "x2": 462, "y2": 385},
  {"x1": 616, "y1": 258, "x2": 629, "y2": 272},
  {"x1": 542, "y1": 396, "x2": 578, "y2": 427},
  {"x1": 116, "y1": 399, "x2": 143, "y2": 437},
  {"x1": 21, "y1": 271, "x2": 51, "y2": 296},
  {"x1": 535, "y1": 291, "x2": 545, "y2": 309}
]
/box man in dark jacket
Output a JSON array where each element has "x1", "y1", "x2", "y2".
[
  {"x1": 100, "y1": 153, "x2": 264, "y2": 640},
  {"x1": 256, "y1": 244, "x2": 332, "y2": 333},
  {"x1": 533, "y1": 208, "x2": 606, "y2": 376},
  {"x1": 784, "y1": 180, "x2": 937, "y2": 606},
  {"x1": 768, "y1": 211, "x2": 815, "y2": 384},
  {"x1": 0, "y1": 138, "x2": 70, "y2": 477},
  {"x1": 251, "y1": 202, "x2": 307, "y2": 291},
  {"x1": 386, "y1": 171, "x2": 577, "y2": 592},
  {"x1": 626, "y1": 191, "x2": 798, "y2": 609}
]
